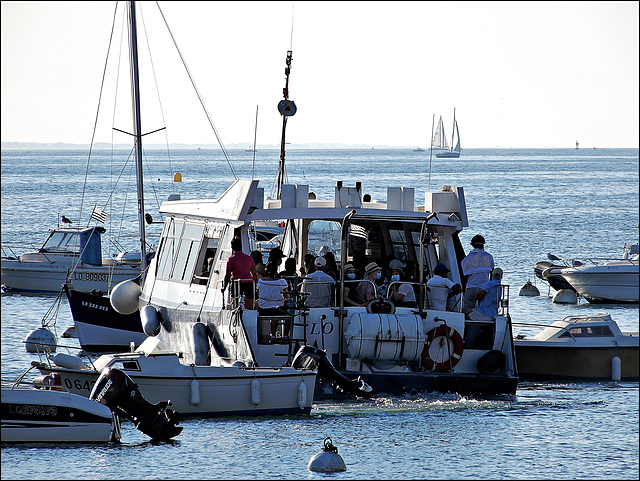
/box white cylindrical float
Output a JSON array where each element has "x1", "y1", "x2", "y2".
[
  {"x1": 110, "y1": 279, "x2": 142, "y2": 315},
  {"x1": 251, "y1": 379, "x2": 261, "y2": 405},
  {"x1": 192, "y1": 322, "x2": 211, "y2": 366},
  {"x1": 190, "y1": 379, "x2": 201, "y2": 405},
  {"x1": 141, "y1": 305, "x2": 162, "y2": 336},
  {"x1": 611, "y1": 356, "x2": 621, "y2": 381},
  {"x1": 298, "y1": 381, "x2": 307, "y2": 409},
  {"x1": 52, "y1": 352, "x2": 88, "y2": 370}
]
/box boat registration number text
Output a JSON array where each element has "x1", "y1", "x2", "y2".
[
  {"x1": 65, "y1": 378, "x2": 96, "y2": 393},
  {"x1": 73, "y1": 272, "x2": 109, "y2": 282}
]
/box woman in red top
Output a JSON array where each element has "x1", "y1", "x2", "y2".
[{"x1": 222, "y1": 237, "x2": 257, "y2": 309}]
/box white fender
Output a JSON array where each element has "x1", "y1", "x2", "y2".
[
  {"x1": 611, "y1": 356, "x2": 621, "y2": 381},
  {"x1": 552, "y1": 289, "x2": 578, "y2": 304},
  {"x1": 52, "y1": 352, "x2": 88, "y2": 370},
  {"x1": 110, "y1": 279, "x2": 141, "y2": 315},
  {"x1": 140, "y1": 305, "x2": 161, "y2": 336},
  {"x1": 190, "y1": 379, "x2": 201, "y2": 405},
  {"x1": 298, "y1": 381, "x2": 307, "y2": 409},
  {"x1": 251, "y1": 379, "x2": 261, "y2": 405}
]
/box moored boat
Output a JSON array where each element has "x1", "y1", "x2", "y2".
[{"x1": 514, "y1": 313, "x2": 639, "y2": 381}]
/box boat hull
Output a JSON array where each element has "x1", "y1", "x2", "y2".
[
  {"x1": 1, "y1": 388, "x2": 118, "y2": 443},
  {"x1": 560, "y1": 263, "x2": 639, "y2": 303},
  {"x1": 32, "y1": 357, "x2": 316, "y2": 418},
  {"x1": 435, "y1": 151, "x2": 460, "y2": 158},
  {"x1": 533, "y1": 261, "x2": 576, "y2": 292},
  {"x1": 65, "y1": 286, "x2": 146, "y2": 352},
  {"x1": 1, "y1": 260, "x2": 140, "y2": 294},
  {"x1": 514, "y1": 344, "x2": 639, "y2": 381}
]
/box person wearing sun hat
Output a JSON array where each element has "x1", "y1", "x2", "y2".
[
  {"x1": 461, "y1": 234, "x2": 495, "y2": 310},
  {"x1": 464, "y1": 267, "x2": 504, "y2": 321},
  {"x1": 342, "y1": 263, "x2": 364, "y2": 306},
  {"x1": 356, "y1": 261, "x2": 382, "y2": 304}
]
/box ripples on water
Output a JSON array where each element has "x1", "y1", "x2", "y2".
[{"x1": 1, "y1": 148, "x2": 638, "y2": 479}]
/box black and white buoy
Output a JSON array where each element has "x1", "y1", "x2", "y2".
[{"x1": 308, "y1": 437, "x2": 347, "y2": 473}]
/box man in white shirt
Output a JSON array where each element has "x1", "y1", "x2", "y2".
[
  {"x1": 301, "y1": 256, "x2": 335, "y2": 307},
  {"x1": 426, "y1": 263, "x2": 462, "y2": 311}
]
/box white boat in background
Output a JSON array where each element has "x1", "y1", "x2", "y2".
[
  {"x1": 435, "y1": 108, "x2": 461, "y2": 158},
  {"x1": 1, "y1": 225, "x2": 145, "y2": 294},
  {"x1": 1, "y1": 383, "x2": 120, "y2": 443},
  {"x1": 514, "y1": 313, "x2": 639, "y2": 381},
  {"x1": 542, "y1": 243, "x2": 639, "y2": 304}
]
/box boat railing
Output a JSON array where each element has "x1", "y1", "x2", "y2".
[{"x1": 1, "y1": 241, "x2": 48, "y2": 259}]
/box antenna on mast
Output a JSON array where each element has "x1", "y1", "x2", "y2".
[{"x1": 274, "y1": 51, "x2": 296, "y2": 199}]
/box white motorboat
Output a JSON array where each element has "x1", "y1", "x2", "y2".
[
  {"x1": 1, "y1": 383, "x2": 120, "y2": 443},
  {"x1": 543, "y1": 244, "x2": 639, "y2": 304},
  {"x1": 514, "y1": 313, "x2": 639, "y2": 381},
  {"x1": 2, "y1": 366, "x2": 181, "y2": 443},
  {"x1": 1, "y1": 225, "x2": 145, "y2": 294},
  {"x1": 32, "y1": 340, "x2": 319, "y2": 417}
]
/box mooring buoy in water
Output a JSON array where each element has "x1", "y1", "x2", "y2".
[
  {"x1": 552, "y1": 288, "x2": 578, "y2": 304},
  {"x1": 518, "y1": 280, "x2": 540, "y2": 297},
  {"x1": 308, "y1": 437, "x2": 346, "y2": 473}
]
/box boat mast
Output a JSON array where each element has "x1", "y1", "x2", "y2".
[
  {"x1": 275, "y1": 50, "x2": 296, "y2": 200},
  {"x1": 128, "y1": 1, "x2": 147, "y2": 275},
  {"x1": 450, "y1": 107, "x2": 456, "y2": 152}
]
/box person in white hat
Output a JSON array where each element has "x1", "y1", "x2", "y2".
[
  {"x1": 301, "y1": 255, "x2": 335, "y2": 307},
  {"x1": 464, "y1": 267, "x2": 504, "y2": 321},
  {"x1": 356, "y1": 262, "x2": 382, "y2": 305}
]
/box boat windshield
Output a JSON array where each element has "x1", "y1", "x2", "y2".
[{"x1": 41, "y1": 231, "x2": 81, "y2": 253}]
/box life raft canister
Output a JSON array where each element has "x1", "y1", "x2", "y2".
[{"x1": 422, "y1": 325, "x2": 464, "y2": 372}]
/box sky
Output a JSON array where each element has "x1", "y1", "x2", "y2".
[{"x1": 1, "y1": 1, "x2": 639, "y2": 149}]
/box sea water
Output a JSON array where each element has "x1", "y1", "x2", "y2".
[{"x1": 1, "y1": 147, "x2": 638, "y2": 479}]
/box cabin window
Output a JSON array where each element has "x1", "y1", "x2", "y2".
[
  {"x1": 559, "y1": 326, "x2": 615, "y2": 338},
  {"x1": 308, "y1": 220, "x2": 342, "y2": 257},
  {"x1": 42, "y1": 231, "x2": 80, "y2": 253},
  {"x1": 156, "y1": 219, "x2": 184, "y2": 280},
  {"x1": 170, "y1": 223, "x2": 205, "y2": 282}
]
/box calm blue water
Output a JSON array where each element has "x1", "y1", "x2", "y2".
[{"x1": 1, "y1": 148, "x2": 639, "y2": 479}]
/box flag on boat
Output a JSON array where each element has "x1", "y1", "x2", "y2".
[
  {"x1": 91, "y1": 206, "x2": 108, "y2": 224},
  {"x1": 349, "y1": 224, "x2": 368, "y2": 240}
]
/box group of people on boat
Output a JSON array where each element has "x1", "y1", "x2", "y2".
[{"x1": 219, "y1": 233, "x2": 505, "y2": 332}]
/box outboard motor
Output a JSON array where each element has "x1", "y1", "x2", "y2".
[
  {"x1": 90, "y1": 367, "x2": 182, "y2": 441},
  {"x1": 292, "y1": 345, "x2": 372, "y2": 397}
]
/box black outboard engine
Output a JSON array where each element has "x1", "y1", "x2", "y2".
[
  {"x1": 292, "y1": 345, "x2": 373, "y2": 397},
  {"x1": 90, "y1": 367, "x2": 182, "y2": 441}
]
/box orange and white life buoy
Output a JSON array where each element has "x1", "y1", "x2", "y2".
[{"x1": 422, "y1": 325, "x2": 464, "y2": 372}]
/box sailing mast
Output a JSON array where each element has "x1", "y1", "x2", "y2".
[
  {"x1": 127, "y1": 1, "x2": 147, "y2": 276},
  {"x1": 275, "y1": 50, "x2": 296, "y2": 200},
  {"x1": 450, "y1": 107, "x2": 456, "y2": 153}
]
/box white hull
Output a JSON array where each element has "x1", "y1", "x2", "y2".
[
  {"x1": 1, "y1": 261, "x2": 140, "y2": 294},
  {"x1": 73, "y1": 319, "x2": 147, "y2": 352},
  {"x1": 560, "y1": 261, "x2": 639, "y2": 303},
  {"x1": 34, "y1": 351, "x2": 317, "y2": 417},
  {"x1": 1, "y1": 387, "x2": 118, "y2": 443}
]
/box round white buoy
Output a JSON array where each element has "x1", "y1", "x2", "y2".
[
  {"x1": 308, "y1": 437, "x2": 347, "y2": 473},
  {"x1": 110, "y1": 279, "x2": 142, "y2": 315},
  {"x1": 611, "y1": 356, "x2": 621, "y2": 381},
  {"x1": 61, "y1": 326, "x2": 77, "y2": 338},
  {"x1": 24, "y1": 327, "x2": 57, "y2": 353},
  {"x1": 552, "y1": 289, "x2": 578, "y2": 304},
  {"x1": 518, "y1": 280, "x2": 540, "y2": 297}
]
